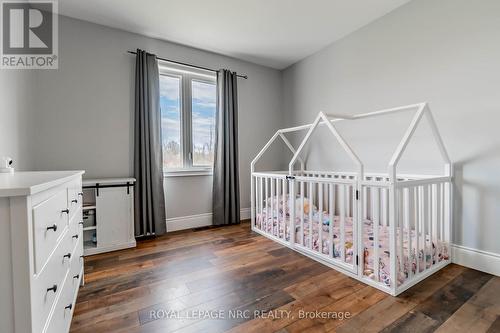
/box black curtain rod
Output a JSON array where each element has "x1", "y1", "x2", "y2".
[{"x1": 127, "y1": 51, "x2": 248, "y2": 79}]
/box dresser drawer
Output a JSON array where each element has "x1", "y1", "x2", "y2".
[
  {"x1": 67, "y1": 212, "x2": 84, "y2": 281},
  {"x1": 33, "y1": 189, "x2": 70, "y2": 273},
  {"x1": 69, "y1": 205, "x2": 83, "y2": 230},
  {"x1": 70, "y1": 232, "x2": 84, "y2": 284},
  {"x1": 67, "y1": 184, "x2": 82, "y2": 220},
  {"x1": 45, "y1": 270, "x2": 77, "y2": 333},
  {"x1": 32, "y1": 228, "x2": 74, "y2": 333},
  {"x1": 69, "y1": 215, "x2": 83, "y2": 262}
]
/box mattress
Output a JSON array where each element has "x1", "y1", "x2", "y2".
[{"x1": 255, "y1": 195, "x2": 449, "y2": 287}]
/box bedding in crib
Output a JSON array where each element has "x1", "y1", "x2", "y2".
[{"x1": 255, "y1": 195, "x2": 449, "y2": 287}]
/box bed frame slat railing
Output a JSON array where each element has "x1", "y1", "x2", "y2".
[
  {"x1": 399, "y1": 190, "x2": 415, "y2": 279},
  {"x1": 416, "y1": 187, "x2": 425, "y2": 274},
  {"x1": 309, "y1": 182, "x2": 313, "y2": 250},
  {"x1": 318, "y1": 183, "x2": 323, "y2": 254},
  {"x1": 340, "y1": 184, "x2": 346, "y2": 262},
  {"x1": 329, "y1": 183, "x2": 334, "y2": 258},
  {"x1": 300, "y1": 181, "x2": 305, "y2": 246},
  {"x1": 372, "y1": 187, "x2": 380, "y2": 282},
  {"x1": 252, "y1": 170, "x2": 451, "y2": 295},
  {"x1": 250, "y1": 103, "x2": 452, "y2": 296},
  {"x1": 289, "y1": 178, "x2": 295, "y2": 245},
  {"x1": 264, "y1": 177, "x2": 268, "y2": 233},
  {"x1": 280, "y1": 179, "x2": 291, "y2": 239},
  {"x1": 421, "y1": 186, "x2": 427, "y2": 271},
  {"x1": 272, "y1": 179, "x2": 276, "y2": 236}
]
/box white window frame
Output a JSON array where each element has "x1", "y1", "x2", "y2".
[{"x1": 159, "y1": 62, "x2": 217, "y2": 177}]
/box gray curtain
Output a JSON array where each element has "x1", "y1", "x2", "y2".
[
  {"x1": 213, "y1": 69, "x2": 240, "y2": 226},
  {"x1": 134, "y1": 49, "x2": 166, "y2": 236}
]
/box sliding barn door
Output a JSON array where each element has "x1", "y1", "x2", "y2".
[{"x1": 95, "y1": 187, "x2": 135, "y2": 247}]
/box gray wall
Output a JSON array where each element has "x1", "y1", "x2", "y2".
[
  {"x1": 31, "y1": 16, "x2": 284, "y2": 218},
  {"x1": 0, "y1": 71, "x2": 34, "y2": 171},
  {"x1": 282, "y1": 0, "x2": 500, "y2": 255}
]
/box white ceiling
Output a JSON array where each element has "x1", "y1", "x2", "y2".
[{"x1": 59, "y1": 0, "x2": 411, "y2": 69}]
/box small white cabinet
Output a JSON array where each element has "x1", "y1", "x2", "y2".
[{"x1": 82, "y1": 178, "x2": 136, "y2": 256}]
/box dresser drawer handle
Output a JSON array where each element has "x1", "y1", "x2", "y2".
[
  {"x1": 72, "y1": 199, "x2": 78, "y2": 204},
  {"x1": 78, "y1": 192, "x2": 83, "y2": 196},
  {"x1": 61, "y1": 209, "x2": 70, "y2": 214},
  {"x1": 72, "y1": 234, "x2": 79, "y2": 239},
  {"x1": 46, "y1": 224, "x2": 57, "y2": 232},
  {"x1": 78, "y1": 221, "x2": 84, "y2": 225},
  {"x1": 47, "y1": 284, "x2": 57, "y2": 293},
  {"x1": 63, "y1": 253, "x2": 71, "y2": 259},
  {"x1": 65, "y1": 304, "x2": 73, "y2": 311},
  {"x1": 73, "y1": 274, "x2": 80, "y2": 279}
]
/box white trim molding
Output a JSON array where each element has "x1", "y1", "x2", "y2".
[
  {"x1": 452, "y1": 244, "x2": 500, "y2": 277},
  {"x1": 240, "y1": 207, "x2": 251, "y2": 220},
  {"x1": 166, "y1": 208, "x2": 250, "y2": 232}
]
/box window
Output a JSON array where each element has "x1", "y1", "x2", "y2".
[
  {"x1": 191, "y1": 80, "x2": 216, "y2": 166},
  {"x1": 159, "y1": 63, "x2": 217, "y2": 174},
  {"x1": 160, "y1": 74, "x2": 182, "y2": 168}
]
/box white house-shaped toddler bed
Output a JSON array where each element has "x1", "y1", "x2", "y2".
[{"x1": 250, "y1": 103, "x2": 452, "y2": 296}]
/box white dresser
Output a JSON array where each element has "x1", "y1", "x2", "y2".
[{"x1": 0, "y1": 171, "x2": 85, "y2": 333}]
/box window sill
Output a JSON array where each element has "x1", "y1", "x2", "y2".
[{"x1": 164, "y1": 168, "x2": 213, "y2": 177}]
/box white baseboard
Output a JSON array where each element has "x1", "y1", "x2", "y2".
[
  {"x1": 166, "y1": 208, "x2": 250, "y2": 232},
  {"x1": 452, "y1": 244, "x2": 500, "y2": 277},
  {"x1": 240, "y1": 207, "x2": 251, "y2": 220}
]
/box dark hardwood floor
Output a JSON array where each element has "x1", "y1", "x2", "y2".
[{"x1": 70, "y1": 221, "x2": 500, "y2": 333}]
